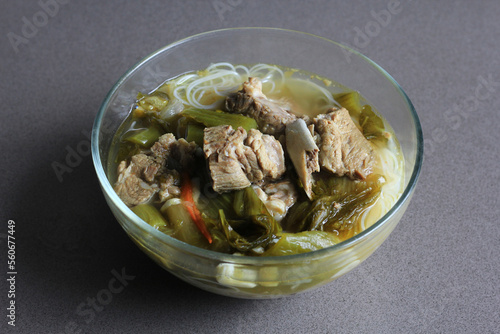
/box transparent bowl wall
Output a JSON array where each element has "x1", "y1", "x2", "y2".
[{"x1": 92, "y1": 28, "x2": 423, "y2": 299}]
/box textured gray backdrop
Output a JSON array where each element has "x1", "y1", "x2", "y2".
[{"x1": 1, "y1": 0, "x2": 499, "y2": 333}]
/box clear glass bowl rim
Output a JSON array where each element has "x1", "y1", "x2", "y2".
[{"x1": 91, "y1": 27, "x2": 424, "y2": 265}]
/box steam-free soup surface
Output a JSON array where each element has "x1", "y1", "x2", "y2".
[{"x1": 109, "y1": 63, "x2": 404, "y2": 256}]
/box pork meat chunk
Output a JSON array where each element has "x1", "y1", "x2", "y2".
[
  {"x1": 151, "y1": 133, "x2": 197, "y2": 170},
  {"x1": 204, "y1": 126, "x2": 252, "y2": 192},
  {"x1": 114, "y1": 155, "x2": 159, "y2": 206},
  {"x1": 245, "y1": 128, "x2": 286, "y2": 179},
  {"x1": 114, "y1": 133, "x2": 198, "y2": 206},
  {"x1": 225, "y1": 77, "x2": 297, "y2": 135},
  {"x1": 203, "y1": 125, "x2": 286, "y2": 193},
  {"x1": 253, "y1": 179, "x2": 298, "y2": 221},
  {"x1": 314, "y1": 107, "x2": 373, "y2": 179}
]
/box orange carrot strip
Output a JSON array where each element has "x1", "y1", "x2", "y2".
[{"x1": 181, "y1": 173, "x2": 212, "y2": 243}]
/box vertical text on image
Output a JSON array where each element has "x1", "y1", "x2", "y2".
[{"x1": 6, "y1": 220, "x2": 17, "y2": 327}]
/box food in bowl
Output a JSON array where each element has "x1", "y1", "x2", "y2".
[{"x1": 108, "y1": 62, "x2": 404, "y2": 257}]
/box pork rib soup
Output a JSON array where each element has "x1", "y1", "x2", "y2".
[{"x1": 108, "y1": 63, "x2": 404, "y2": 256}]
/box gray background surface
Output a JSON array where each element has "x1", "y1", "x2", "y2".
[{"x1": 1, "y1": 0, "x2": 499, "y2": 333}]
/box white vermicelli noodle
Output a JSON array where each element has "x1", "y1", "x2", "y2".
[
  {"x1": 168, "y1": 62, "x2": 332, "y2": 110},
  {"x1": 357, "y1": 141, "x2": 404, "y2": 232}
]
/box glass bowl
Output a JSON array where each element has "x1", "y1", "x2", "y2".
[{"x1": 92, "y1": 28, "x2": 423, "y2": 299}]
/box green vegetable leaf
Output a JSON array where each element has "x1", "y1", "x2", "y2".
[
  {"x1": 262, "y1": 231, "x2": 341, "y2": 256},
  {"x1": 359, "y1": 105, "x2": 387, "y2": 143},
  {"x1": 283, "y1": 175, "x2": 382, "y2": 238},
  {"x1": 124, "y1": 126, "x2": 162, "y2": 147},
  {"x1": 137, "y1": 91, "x2": 169, "y2": 112},
  {"x1": 217, "y1": 187, "x2": 282, "y2": 253},
  {"x1": 185, "y1": 123, "x2": 205, "y2": 146},
  {"x1": 132, "y1": 204, "x2": 169, "y2": 230},
  {"x1": 333, "y1": 91, "x2": 362, "y2": 117},
  {"x1": 183, "y1": 108, "x2": 258, "y2": 132},
  {"x1": 160, "y1": 199, "x2": 208, "y2": 248}
]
